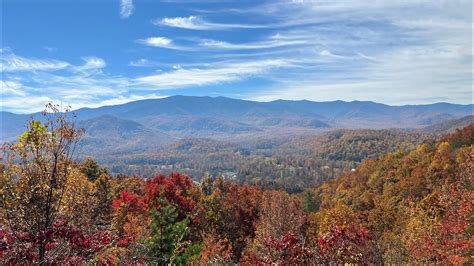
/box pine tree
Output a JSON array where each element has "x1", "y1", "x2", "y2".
[{"x1": 146, "y1": 203, "x2": 201, "y2": 264}]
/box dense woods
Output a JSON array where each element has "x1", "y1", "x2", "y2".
[
  {"x1": 1, "y1": 106, "x2": 472, "y2": 264},
  {"x1": 99, "y1": 129, "x2": 433, "y2": 193}
]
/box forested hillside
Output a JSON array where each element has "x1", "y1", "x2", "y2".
[
  {"x1": 103, "y1": 129, "x2": 433, "y2": 193},
  {"x1": 307, "y1": 124, "x2": 474, "y2": 263},
  {"x1": 1, "y1": 106, "x2": 472, "y2": 264}
]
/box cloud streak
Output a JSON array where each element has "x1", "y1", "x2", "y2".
[
  {"x1": 155, "y1": 16, "x2": 272, "y2": 30},
  {"x1": 120, "y1": 0, "x2": 134, "y2": 19},
  {"x1": 135, "y1": 59, "x2": 292, "y2": 89},
  {"x1": 198, "y1": 38, "x2": 308, "y2": 50},
  {"x1": 135, "y1": 37, "x2": 192, "y2": 51},
  {"x1": 1, "y1": 50, "x2": 70, "y2": 72},
  {"x1": 129, "y1": 59, "x2": 161, "y2": 67},
  {"x1": 73, "y1": 57, "x2": 107, "y2": 73},
  {"x1": 136, "y1": 35, "x2": 310, "y2": 51}
]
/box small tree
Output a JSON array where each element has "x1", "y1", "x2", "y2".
[
  {"x1": 146, "y1": 203, "x2": 201, "y2": 264},
  {"x1": 79, "y1": 158, "x2": 108, "y2": 182},
  {"x1": 0, "y1": 103, "x2": 83, "y2": 264}
]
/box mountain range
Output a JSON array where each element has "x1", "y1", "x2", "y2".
[{"x1": 1, "y1": 96, "x2": 472, "y2": 154}]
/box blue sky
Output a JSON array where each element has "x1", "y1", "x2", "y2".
[{"x1": 1, "y1": 0, "x2": 472, "y2": 113}]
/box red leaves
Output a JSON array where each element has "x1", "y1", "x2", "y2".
[
  {"x1": 1, "y1": 221, "x2": 114, "y2": 264},
  {"x1": 112, "y1": 191, "x2": 144, "y2": 213},
  {"x1": 409, "y1": 183, "x2": 474, "y2": 264},
  {"x1": 143, "y1": 173, "x2": 196, "y2": 218},
  {"x1": 261, "y1": 233, "x2": 312, "y2": 264},
  {"x1": 317, "y1": 224, "x2": 373, "y2": 264}
]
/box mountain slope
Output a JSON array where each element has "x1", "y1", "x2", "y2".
[
  {"x1": 77, "y1": 115, "x2": 177, "y2": 155},
  {"x1": 308, "y1": 124, "x2": 474, "y2": 263},
  {"x1": 421, "y1": 115, "x2": 474, "y2": 134}
]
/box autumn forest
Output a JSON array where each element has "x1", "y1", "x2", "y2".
[{"x1": 0, "y1": 103, "x2": 472, "y2": 265}]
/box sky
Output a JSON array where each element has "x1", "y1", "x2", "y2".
[{"x1": 1, "y1": 0, "x2": 473, "y2": 113}]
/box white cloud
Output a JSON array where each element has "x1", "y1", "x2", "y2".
[
  {"x1": 0, "y1": 51, "x2": 107, "y2": 74},
  {"x1": 0, "y1": 52, "x2": 69, "y2": 72},
  {"x1": 135, "y1": 59, "x2": 292, "y2": 89},
  {"x1": 248, "y1": 79, "x2": 471, "y2": 105},
  {"x1": 248, "y1": 44, "x2": 473, "y2": 105},
  {"x1": 319, "y1": 50, "x2": 348, "y2": 59},
  {"x1": 157, "y1": 16, "x2": 212, "y2": 30},
  {"x1": 0, "y1": 52, "x2": 130, "y2": 113},
  {"x1": 233, "y1": 0, "x2": 473, "y2": 104},
  {"x1": 199, "y1": 38, "x2": 308, "y2": 50},
  {"x1": 129, "y1": 58, "x2": 160, "y2": 67},
  {"x1": 155, "y1": 16, "x2": 271, "y2": 30},
  {"x1": 137, "y1": 37, "x2": 171, "y2": 47},
  {"x1": 135, "y1": 37, "x2": 190, "y2": 50},
  {"x1": 84, "y1": 93, "x2": 167, "y2": 108},
  {"x1": 1, "y1": 95, "x2": 55, "y2": 113},
  {"x1": 0, "y1": 80, "x2": 26, "y2": 96},
  {"x1": 120, "y1": 0, "x2": 134, "y2": 19},
  {"x1": 135, "y1": 35, "x2": 309, "y2": 52},
  {"x1": 356, "y1": 52, "x2": 378, "y2": 62},
  {"x1": 73, "y1": 57, "x2": 107, "y2": 73}
]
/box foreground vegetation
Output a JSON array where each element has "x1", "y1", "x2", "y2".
[{"x1": 1, "y1": 105, "x2": 472, "y2": 264}]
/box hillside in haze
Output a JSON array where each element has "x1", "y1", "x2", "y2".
[
  {"x1": 1, "y1": 96, "x2": 472, "y2": 144},
  {"x1": 421, "y1": 115, "x2": 474, "y2": 134}
]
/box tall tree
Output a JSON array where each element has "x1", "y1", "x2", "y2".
[{"x1": 0, "y1": 104, "x2": 83, "y2": 264}]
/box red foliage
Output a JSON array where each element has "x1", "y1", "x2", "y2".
[
  {"x1": 112, "y1": 191, "x2": 144, "y2": 213},
  {"x1": 317, "y1": 224, "x2": 373, "y2": 264},
  {"x1": 212, "y1": 180, "x2": 261, "y2": 261},
  {"x1": 1, "y1": 221, "x2": 115, "y2": 264},
  {"x1": 142, "y1": 173, "x2": 197, "y2": 219},
  {"x1": 262, "y1": 233, "x2": 312, "y2": 264},
  {"x1": 410, "y1": 184, "x2": 474, "y2": 264}
]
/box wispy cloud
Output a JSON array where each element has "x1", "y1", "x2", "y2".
[
  {"x1": 0, "y1": 50, "x2": 69, "y2": 72},
  {"x1": 1, "y1": 80, "x2": 26, "y2": 96},
  {"x1": 248, "y1": 44, "x2": 473, "y2": 105},
  {"x1": 136, "y1": 35, "x2": 309, "y2": 51},
  {"x1": 198, "y1": 38, "x2": 308, "y2": 50},
  {"x1": 135, "y1": 59, "x2": 292, "y2": 89},
  {"x1": 86, "y1": 93, "x2": 167, "y2": 108},
  {"x1": 73, "y1": 57, "x2": 107, "y2": 73},
  {"x1": 1, "y1": 51, "x2": 133, "y2": 113},
  {"x1": 135, "y1": 37, "x2": 192, "y2": 50},
  {"x1": 120, "y1": 0, "x2": 134, "y2": 19},
  {"x1": 43, "y1": 46, "x2": 58, "y2": 52},
  {"x1": 129, "y1": 59, "x2": 161, "y2": 67},
  {"x1": 2, "y1": 95, "x2": 55, "y2": 113},
  {"x1": 319, "y1": 50, "x2": 348, "y2": 59},
  {"x1": 233, "y1": 0, "x2": 473, "y2": 104},
  {"x1": 136, "y1": 37, "x2": 172, "y2": 47},
  {"x1": 154, "y1": 16, "x2": 271, "y2": 30},
  {"x1": 1, "y1": 51, "x2": 296, "y2": 112}
]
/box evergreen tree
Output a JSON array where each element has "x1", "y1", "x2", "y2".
[
  {"x1": 146, "y1": 204, "x2": 201, "y2": 264},
  {"x1": 80, "y1": 158, "x2": 108, "y2": 181},
  {"x1": 302, "y1": 189, "x2": 320, "y2": 213}
]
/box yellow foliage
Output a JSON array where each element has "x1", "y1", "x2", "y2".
[
  {"x1": 61, "y1": 168, "x2": 97, "y2": 226},
  {"x1": 310, "y1": 204, "x2": 357, "y2": 236}
]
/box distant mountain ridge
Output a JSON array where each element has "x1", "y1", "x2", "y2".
[{"x1": 1, "y1": 96, "x2": 472, "y2": 147}]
